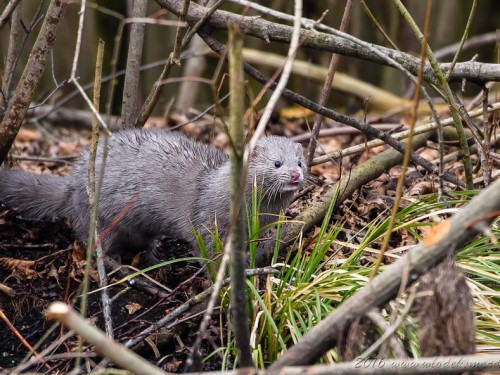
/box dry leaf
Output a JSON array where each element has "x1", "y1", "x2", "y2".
[
  {"x1": 280, "y1": 106, "x2": 314, "y2": 119},
  {"x1": 72, "y1": 241, "x2": 86, "y2": 262},
  {"x1": 164, "y1": 357, "x2": 183, "y2": 372},
  {"x1": 408, "y1": 181, "x2": 434, "y2": 196},
  {"x1": 125, "y1": 303, "x2": 142, "y2": 314},
  {"x1": 357, "y1": 197, "x2": 388, "y2": 218},
  {"x1": 48, "y1": 263, "x2": 61, "y2": 287},
  {"x1": 17, "y1": 128, "x2": 43, "y2": 142},
  {"x1": 54, "y1": 141, "x2": 80, "y2": 156},
  {"x1": 0, "y1": 257, "x2": 38, "y2": 279}
]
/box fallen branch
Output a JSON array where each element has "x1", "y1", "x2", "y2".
[
  {"x1": 277, "y1": 354, "x2": 500, "y2": 375},
  {"x1": 256, "y1": 126, "x2": 460, "y2": 267},
  {"x1": 0, "y1": 0, "x2": 69, "y2": 164},
  {"x1": 154, "y1": 0, "x2": 500, "y2": 83},
  {"x1": 46, "y1": 302, "x2": 170, "y2": 375},
  {"x1": 268, "y1": 176, "x2": 500, "y2": 369}
]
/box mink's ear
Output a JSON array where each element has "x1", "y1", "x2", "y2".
[
  {"x1": 295, "y1": 143, "x2": 304, "y2": 157},
  {"x1": 252, "y1": 144, "x2": 265, "y2": 157}
]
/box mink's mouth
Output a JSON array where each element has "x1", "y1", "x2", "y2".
[{"x1": 284, "y1": 181, "x2": 301, "y2": 191}]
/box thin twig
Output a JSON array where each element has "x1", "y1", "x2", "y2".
[
  {"x1": 0, "y1": 308, "x2": 51, "y2": 371},
  {"x1": 9, "y1": 329, "x2": 75, "y2": 375},
  {"x1": 362, "y1": 286, "x2": 417, "y2": 358},
  {"x1": 435, "y1": 30, "x2": 500, "y2": 60},
  {"x1": 93, "y1": 39, "x2": 114, "y2": 338},
  {"x1": 393, "y1": 0, "x2": 473, "y2": 188},
  {"x1": 1, "y1": 0, "x2": 21, "y2": 103},
  {"x1": 311, "y1": 101, "x2": 500, "y2": 166},
  {"x1": 134, "y1": 0, "x2": 228, "y2": 128},
  {"x1": 365, "y1": 308, "x2": 408, "y2": 359},
  {"x1": 306, "y1": 0, "x2": 353, "y2": 168},
  {"x1": 68, "y1": 0, "x2": 110, "y2": 134},
  {"x1": 96, "y1": 267, "x2": 278, "y2": 370},
  {"x1": 444, "y1": 0, "x2": 477, "y2": 80},
  {"x1": 371, "y1": 0, "x2": 431, "y2": 278},
  {"x1": 359, "y1": 0, "x2": 398, "y2": 50},
  {"x1": 121, "y1": 0, "x2": 148, "y2": 128},
  {"x1": 247, "y1": 0, "x2": 302, "y2": 152},
  {"x1": 0, "y1": 0, "x2": 69, "y2": 164},
  {"x1": 134, "y1": 0, "x2": 220, "y2": 128},
  {"x1": 0, "y1": 0, "x2": 22, "y2": 29},
  {"x1": 46, "y1": 303, "x2": 169, "y2": 375}
]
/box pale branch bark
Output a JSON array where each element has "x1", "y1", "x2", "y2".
[
  {"x1": 0, "y1": 0, "x2": 69, "y2": 165},
  {"x1": 0, "y1": 0, "x2": 22, "y2": 30},
  {"x1": 199, "y1": 31, "x2": 465, "y2": 189},
  {"x1": 435, "y1": 31, "x2": 500, "y2": 60},
  {"x1": 121, "y1": 0, "x2": 148, "y2": 128},
  {"x1": 26, "y1": 104, "x2": 123, "y2": 130},
  {"x1": 46, "y1": 303, "x2": 170, "y2": 375},
  {"x1": 268, "y1": 176, "x2": 500, "y2": 369},
  {"x1": 94, "y1": 267, "x2": 278, "y2": 370},
  {"x1": 154, "y1": 0, "x2": 500, "y2": 83},
  {"x1": 311, "y1": 101, "x2": 500, "y2": 166},
  {"x1": 1, "y1": 0, "x2": 21, "y2": 103}
]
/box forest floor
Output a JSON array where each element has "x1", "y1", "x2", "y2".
[{"x1": 0, "y1": 112, "x2": 480, "y2": 372}]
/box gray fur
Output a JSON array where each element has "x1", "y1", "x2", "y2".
[{"x1": 0, "y1": 129, "x2": 307, "y2": 259}]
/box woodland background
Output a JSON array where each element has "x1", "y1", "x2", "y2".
[{"x1": 1, "y1": 0, "x2": 499, "y2": 120}]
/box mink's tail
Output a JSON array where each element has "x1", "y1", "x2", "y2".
[{"x1": 0, "y1": 168, "x2": 68, "y2": 221}]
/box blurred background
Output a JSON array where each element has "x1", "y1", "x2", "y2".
[{"x1": 0, "y1": 0, "x2": 498, "y2": 121}]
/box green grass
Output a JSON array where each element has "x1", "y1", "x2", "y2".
[{"x1": 214, "y1": 190, "x2": 499, "y2": 367}]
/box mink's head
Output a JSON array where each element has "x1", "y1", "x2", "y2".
[{"x1": 248, "y1": 136, "x2": 307, "y2": 198}]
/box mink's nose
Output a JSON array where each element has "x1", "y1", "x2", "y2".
[{"x1": 291, "y1": 171, "x2": 301, "y2": 182}]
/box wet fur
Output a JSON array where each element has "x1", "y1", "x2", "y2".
[{"x1": 0, "y1": 130, "x2": 307, "y2": 259}]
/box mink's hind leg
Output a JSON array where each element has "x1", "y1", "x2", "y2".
[{"x1": 100, "y1": 231, "x2": 152, "y2": 264}]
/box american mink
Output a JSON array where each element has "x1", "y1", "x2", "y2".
[{"x1": 0, "y1": 129, "x2": 307, "y2": 260}]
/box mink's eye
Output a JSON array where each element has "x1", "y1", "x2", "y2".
[
  {"x1": 298, "y1": 161, "x2": 302, "y2": 167},
  {"x1": 274, "y1": 161, "x2": 282, "y2": 168}
]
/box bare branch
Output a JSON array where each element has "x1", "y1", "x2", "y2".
[
  {"x1": 154, "y1": 0, "x2": 500, "y2": 83},
  {"x1": 0, "y1": 0, "x2": 22, "y2": 30},
  {"x1": 306, "y1": 0, "x2": 353, "y2": 168},
  {"x1": 0, "y1": 0, "x2": 69, "y2": 165},
  {"x1": 269, "y1": 176, "x2": 500, "y2": 369},
  {"x1": 121, "y1": 0, "x2": 148, "y2": 128},
  {"x1": 46, "y1": 303, "x2": 169, "y2": 375}
]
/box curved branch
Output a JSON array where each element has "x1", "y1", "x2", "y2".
[
  {"x1": 154, "y1": 0, "x2": 500, "y2": 83},
  {"x1": 268, "y1": 173, "x2": 500, "y2": 369},
  {"x1": 199, "y1": 30, "x2": 465, "y2": 189}
]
